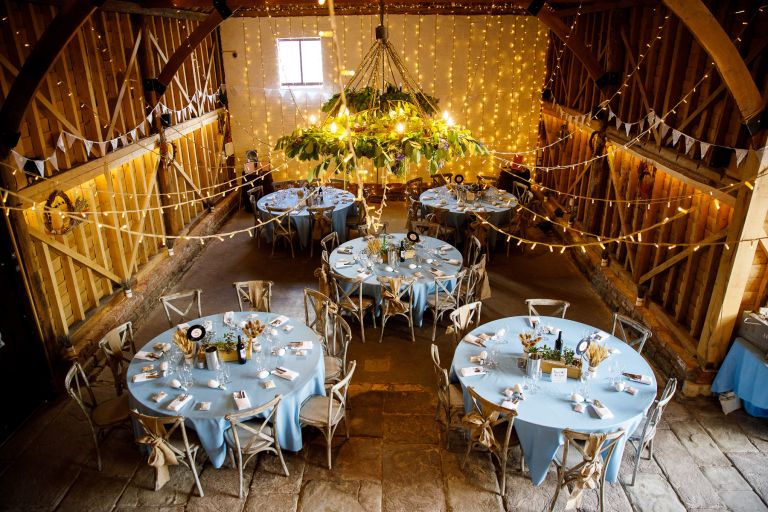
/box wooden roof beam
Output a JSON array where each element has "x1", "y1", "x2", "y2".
[
  {"x1": 663, "y1": 0, "x2": 765, "y2": 136},
  {"x1": 0, "y1": 0, "x2": 101, "y2": 156}
]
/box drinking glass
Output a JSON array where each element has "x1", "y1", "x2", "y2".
[
  {"x1": 180, "y1": 363, "x2": 194, "y2": 389},
  {"x1": 218, "y1": 363, "x2": 231, "y2": 384}
]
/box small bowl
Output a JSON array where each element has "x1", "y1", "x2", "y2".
[{"x1": 170, "y1": 379, "x2": 182, "y2": 389}]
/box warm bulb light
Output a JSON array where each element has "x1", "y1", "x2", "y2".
[
  {"x1": 309, "y1": 114, "x2": 317, "y2": 124},
  {"x1": 318, "y1": 0, "x2": 325, "y2": 4},
  {"x1": 396, "y1": 122, "x2": 405, "y2": 133},
  {"x1": 329, "y1": 122, "x2": 337, "y2": 133}
]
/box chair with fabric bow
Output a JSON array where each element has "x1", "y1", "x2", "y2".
[
  {"x1": 405, "y1": 195, "x2": 424, "y2": 232},
  {"x1": 324, "y1": 311, "x2": 351, "y2": 387},
  {"x1": 378, "y1": 276, "x2": 415, "y2": 343},
  {"x1": 299, "y1": 360, "x2": 357, "y2": 469},
  {"x1": 247, "y1": 186, "x2": 265, "y2": 247},
  {"x1": 426, "y1": 270, "x2": 466, "y2": 341},
  {"x1": 625, "y1": 378, "x2": 676, "y2": 486},
  {"x1": 459, "y1": 254, "x2": 491, "y2": 306},
  {"x1": 550, "y1": 428, "x2": 625, "y2": 511},
  {"x1": 525, "y1": 298, "x2": 570, "y2": 319},
  {"x1": 309, "y1": 206, "x2": 334, "y2": 257},
  {"x1": 267, "y1": 206, "x2": 298, "y2": 258},
  {"x1": 611, "y1": 313, "x2": 652, "y2": 354},
  {"x1": 304, "y1": 288, "x2": 337, "y2": 339},
  {"x1": 465, "y1": 235, "x2": 483, "y2": 267},
  {"x1": 314, "y1": 266, "x2": 332, "y2": 297},
  {"x1": 234, "y1": 280, "x2": 273, "y2": 312},
  {"x1": 98, "y1": 322, "x2": 135, "y2": 396},
  {"x1": 321, "y1": 232, "x2": 339, "y2": 254},
  {"x1": 330, "y1": 272, "x2": 377, "y2": 343},
  {"x1": 224, "y1": 394, "x2": 288, "y2": 498},
  {"x1": 448, "y1": 301, "x2": 483, "y2": 348},
  {"x1": 131, "y1": 409, "x2": 204, "y2": 496},
  {"x1": 65, "y1": 361, "x2": 130, "y2": 472},
  {"x1": 159, "y1": 289, "x2": 203, "y2": 328},
  {"x1": 462, "y1": 386, "x2": 519, "y2": 495},
  {"x1": 467, "y1": 212, "x2": 490, "y2": 260},
  {"x1": 430, "y1": 344, "x2": 465, "y2": 448}
]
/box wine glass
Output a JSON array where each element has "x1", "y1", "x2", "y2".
[{"x1": 218, "y1": 363, "x2": 231, "y2": 385}]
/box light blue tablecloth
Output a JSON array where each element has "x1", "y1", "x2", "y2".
[
  {"x1": 257, "y1": 188, "x2": 355, "y2": 248},
  {"x1": 450, "y1": 316, "x2": 657, "y2": 485},
  {"x1": 328, "y1": 234, "x2": 462, "y2": 327},
  {"x1": 419, "y1": 186, "x2": 517, "y2": 247},
  {"x1": 127, "y1": 312, "x2": 325, "y2": 468},
  {"x1": 712, "y1": 337, "x2": 768, "y2": 418}
]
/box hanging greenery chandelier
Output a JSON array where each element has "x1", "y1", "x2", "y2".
[{"x1": 275, "y1": 3, "x2": 487, "y2": 178}]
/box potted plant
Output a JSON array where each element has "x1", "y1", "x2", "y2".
[{"x1": 538, "y1": 344, "x2": 583, "y2": 379}]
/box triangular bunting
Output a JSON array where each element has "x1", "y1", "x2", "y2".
[
  {"x1": 639, "y1": 119, "x2": 645, "y2": 132},
  {"x1": 120, "y1": 135, "x2": 128, "y2": 146},
  {"x1": 84, "y1": 140, "x2": 93, "y2": 156},
  {"x1": 608, "y1": 110, "x2": 616, "y2": 121},
  {"x1": 57, "y1": 133, "x2": 66, "y2": 152},
  {"x1": 735, "y1": 148, "x2": 748, "y2": 167},
  {"x1": 147, "y1": 112, "x2": 154, "y2": 124},
  {"x1": 660, "y1": 123, "x2": 669, "y2": 138},
  {"x1": 672, "y1": 130, "x2": 682, "y2": 146},
  {"x1": 616, "y1": 118, "x2": 622, "y2": 130},
  {"x1": 97, "y1": 141, "x2": 107, "y2": 155},
  {"x1": 34, "y1": 160, "x2": 44, "y2": 177},
  {"x1": 48, "y1": 153, "x2": 58, "y2": 171},
  {"x1": 11, "y1": 151, "x2": 26, "y2": 171},
  {"x1": 176, "y1": 111, "x2": 182, "y2": 122},
  {"x1": 139, "y1": 122, "x2": 146, "y2": 135},
  {"x1": 130, "y1": 129, "x2": 138, "y2": 141},
  {"x1": 625, "y1": 122, "x2": 632, "y2": 137},
  {"x1": 700, "y1": 142, "x2": 711, "y2": 159},
  {"x1": 65, "y1": 132, "x2": 78, "y2": 148},
  {"x1": 110, "y1": 139, "x2": 118, "y2": 151},
  {"x1": 684, "y1": 135, "x2": 695, "y2": 154}
]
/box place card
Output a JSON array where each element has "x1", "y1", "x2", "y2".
[
  {"x1": 550, "y1": 367, "x2": 568, "y2": 383},
  {"x1": 270, "y1": 315, "x2": 289, "y2": 327},
  {"x1": 263, "y1": 380, "x2": 276, "y2": 389},
  {"x1": 196, "y1": 402, "x2": 211, "y2": 411},
  {"x1": 150, "y1": 391, "x2": 167, "y2": 403}
]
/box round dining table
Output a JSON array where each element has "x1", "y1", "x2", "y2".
[
  {"x1": 419, "y1": 185, "x2": 517, "y2": 247},
  {"x1": 451, "y1": 316, "x2": 657, "y2": 485},
  {"x1": 257, "y1": 187, "x2": 355, "y2": 248},
  {"x1": 127, "y1": 311, "x2": 325, "y2": 468},
  {"x1": 328, "y1": 233, "x2": 463, "y2": 327}
]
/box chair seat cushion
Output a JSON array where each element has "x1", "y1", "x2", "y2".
[
  {"x1": 224, "y1": 422, "x2": 274, "y2": 454},
  {"x1": 300, "y1": 395, "x2": 344, "y2": 426},
  {"x1": 324, "y1": 356, "x2": 343, "y2": 381},
  {"x1": 92, "y1": 393, "x2": 130, "y2": 427}
]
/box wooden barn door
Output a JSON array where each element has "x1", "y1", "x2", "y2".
[{"x1": 0, "y1": 220, "x2": 52, "y2": 444}]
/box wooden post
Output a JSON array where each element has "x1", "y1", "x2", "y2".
[
  {"x1": 133, "y1": 14, "x2": 181, "y2": 243},
  {"x1": 698, "y1": 149, "x2": 768, "y2": 367}
]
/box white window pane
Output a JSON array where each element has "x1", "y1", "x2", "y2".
[
  {"x1": 300, "y1": 39, "x2": 323, "y2": 84},
  {"x1": 278, "y1": 40, "x2": 302, "y2": 85}
]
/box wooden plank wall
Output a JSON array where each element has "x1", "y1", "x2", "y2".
[{"x1": 0, "y1": 3, "x2": 226, "y2": 336}]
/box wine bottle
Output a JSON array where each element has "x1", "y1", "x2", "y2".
[
  {"x1": 237, "y1": 335, "x2": 246, "y2": 364},
  {"x1": 555, "y1": 331, "x2": 563, "y2": 353},
  {"x1": 399, "y1": 240, "x2": 405, "y2": 262}
]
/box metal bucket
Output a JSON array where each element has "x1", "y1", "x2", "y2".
[
  {"x1": 526, "y1": 355, "x2": 542, "y2": 377},
  {"x1": 205, "y1": 345, "x2": 220, "y2": 371}
]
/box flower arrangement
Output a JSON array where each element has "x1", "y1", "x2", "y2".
[
  {"x1": 585, "y1": 342, "x2": 610, "y2": 368},
  {"x1": 366, "y1": 237, "x2": 383, "y2": 256},
  {"x1": 519, "y1": 331, "x2": 542, "y2": 353}
]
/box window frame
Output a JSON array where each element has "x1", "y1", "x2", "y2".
[{"x1": 277, "y1": 37, "x2": 323, "y2": 88}]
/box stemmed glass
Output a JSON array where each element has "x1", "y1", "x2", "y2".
[{"x1": 179, "y1": 362, "x2": 194, "y2": 390}]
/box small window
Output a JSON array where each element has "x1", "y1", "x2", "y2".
[{"x1": 277, "y1": 38, "x2": 323, "y2": 87}]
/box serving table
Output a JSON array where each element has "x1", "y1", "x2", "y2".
[
  {"x1": 257, "y1": 187, "x2": 355, "y2": 247},
  {"x1": 419, "y1": 185, "x2": 517, "y2": 247},
  {"x1": 127, "y1": 311, "x2": 325, "y2": 468},
  {"x1": 451, "y1": 316, "x2": 657, "y2": 485},
  {"x1": 328, "y1": 233, "x2": 463, "y2": 326},
  {"x1": 711, "y1": 337, "x2": 768, "y2": 417}
]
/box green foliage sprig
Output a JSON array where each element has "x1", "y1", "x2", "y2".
[{"x1": 321, "y1": 83, "x2": 439, "y2": 116}]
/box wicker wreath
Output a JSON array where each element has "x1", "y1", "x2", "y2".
[{"x1": 44, "y1": 190, "x2": 86, "y2": 235}]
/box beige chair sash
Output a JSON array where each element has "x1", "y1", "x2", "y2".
[
  {"x1": 381, "y1": 277, "x2": 409, "y2": 315},
  {"x1": 310, "y1": 209, "x2": 333, "y2": 240},
  {"x1": 314, "y1": 267, "x2": 331, "y2": 297},
  {"x1": 475, "y1": 256, "x2": 491, "y2": 301},
  {"x1": 563, "y1": 433, "x2": 607, "y2": 510},
  {"x1": 462, "y1": 410, "x2": 500, "y2": 451},
  {"x1": 136, "y1": 430, "x2": 179, "y2": 490},
  {"x1": 248, "y1": 282, "x2": 270, "y2": 311}
]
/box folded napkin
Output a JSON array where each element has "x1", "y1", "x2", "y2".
[
  {"x1": 459, "y1": 366, "x2": 486, "y2": 377},
  {"x1": 445, "y1": 258, "x2": 461, "y2": 265},
  {"x1": 463, "y1": 334, "x2": 486, "y2": 347},
  {"x1": 623, "y1": 372, "x2": 653, "y2": 385},
  {"x1": 626, "y1": 386, "x2": 638, "y2": 396},
  {"x1": 270, "y1": 315, "x2": 289, "y2": 327},
  {"x1": 166, "y1": 394, "x2": 193, "y2": 412},
  {"x1": 337, "y1": 247, "x2": 353, "y2": 254},
  {"x1": 233, "y1": 391, "x2": 252, "y2": 411},
  {"x1": 356, "y1": 271, "x2": 371, "y2": 279},
  {"x1": 430, "y1": 268, "x2": 446, "y2": 277},
  {"x1": 150, "y1": 391, "x2": 167, "y2": 403},
  {"x1": 469, "y1": 355, "x2": 485, "y2": 364},
  {"x1": 335, "y1": 261, "x2": 353, "y2": 269},
  {"x1": 177, "y1": 322, "x2": 190, "y2": 331},
  {"x1": 573, "y1": 403, "x2": 586, "y2": 413},
  {"x1": 590, "y1": 401, "x2": 614, "y2": 419},
  {"x1": 288, "y1": 341, "x2": 314, "y2": 350},
  {"x1": 135, "y1": 350, "x2": 162, "y2": 361},
  {"x1": 153, "y1": 342, "x2": 171, "y2": 351},
  {"x1": 272, "y1": 366, "x2": 299, "y2": 381},
  {"x1": 223, "y1": 311, "x2": 235, "y2": 326},
  {"x1": 132, "y1": 371, "x2": 160, "y2": 383},
  {"x1": 501, "y1": 399, "x2": 519, "y2": 411},
  {"x1": 439, "y1": 245, "x2": 452, "y2": 252}
]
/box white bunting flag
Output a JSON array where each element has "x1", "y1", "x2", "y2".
[
  {"x1": 48, "y1": 153, "x2": 58, "y2": 171},
  {"x1": 700, "y1": 142, "x2": 711, "y2": 159},
  {"x1": 616, "y1": 118, "x2": 622, "y2": 130},
  {"x1": 120, "y1": 135, "x2": 128, "y2": 146},
  {"x1": 608, "y1": 110, "x2": 616, "y2": 121},
  {"x1": 625, "y1": 122, "x2": 632, "y2": 137},
  {"x1": 97, "y1": 141, "x2": 107, "y2": 155},
  {"x1": 660, "y1": 123, "x2": 670, "y2": 138},
  {"x1": 56, "y1": 133, "x2": 66, "y2": 152},
  {"x1": 147, "y1": 112, "x2": 154, "y2": 124},
  {"x1": 138, "y1": 122, "x2": 146, "y2": 135},
  {"x1": 65, "y1": 132, "x2": 78, "y2": 148},
  {"x1": 647, "y1": 111, "x2": 655, "y2": 126},
  {"x1": 84, "y1": 140, "x2": 93, "y2": 156},
  {"x1": 639, "y1": 119, "x2": 645, "y2": 132},
  {"x1": 760, "y1": 147, "x2": 768, "y2": 169},
  {"x1": 176, "y1": 111, "x2": 182, "y2": 122},
  {"x1": 672, "y1": 130, "x2": 682, "y2": 146},
  {"x1": 34, "y1": 160, "x2": 44, "y2": 177},
  {"x1": 110, "y1": 139, "x2": 119, "y2": 151},
  {"x1": 130, "y1": 129, "x2": 138, "y2": 141},
  {"x1": 684, "y1": 135, "x2": 695, "y2": 154},
  {"x1": 11, "y1": 151, "x2": 26, "y2": 171},
  {"x1": 735, "y1": 148, "x2": 748, "y2": 167}
]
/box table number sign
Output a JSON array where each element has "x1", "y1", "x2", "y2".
[{"x1": 550, "y1": 367, "x2": 568, "y2": 383}]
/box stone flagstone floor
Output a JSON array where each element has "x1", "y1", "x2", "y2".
[{"x1": 0, "y1": 205, "x2": 766, "y2": 512}]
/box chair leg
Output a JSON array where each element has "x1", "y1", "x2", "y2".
[
  {"x1": 92, "y1": 428, "x2": 103, "y2": 472},
  {"x1": 462, "y1": 438, "x2": 472, "y2": 469},
  {"x1": 188, "y1": 447, "x2": 205, "y2": 497},
  {"x1": 237, "y1": 451, "x2": 244, "y2": 499},
  {"x1": 409, "y1": 312, "x2": 415, "y2": 342},
  {"x1": 630, "y1": 443, "x2": 642, "y2": 486},
  {"x1": 326, "y1": 429, "x2": 333, "y2": 470},
  {"x1": 647, "y1": 438, "x2": 655, "y2": 459},
  {"x1": 275, "y1": 443, "x2": 289, "y2": 477},
  {"x1": 549, "y1": 472, "x2": 563, "y2": 512},
  {"x1": 432, "y1": 310, "x2": 438, "y2": 342},
  {"x1": 359, "y1": 314, "x2": 366, "y2": 344},
  {"x1": 499, "y1": 454, "x2": 508, "y2": 496},
  {"x1": 379, "y1": 314, "x2": 388, "y2": 343}
]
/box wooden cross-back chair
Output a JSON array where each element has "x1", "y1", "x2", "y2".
[
  {"x1": 430, "y1": 344, "x2": 466, "y2": 449},
  {"x1": 324, "y1": 311, "x2": 352, "y2": 387},
  {"x1": 330, "y1": 272, "x2": 377, "y2": 343},
  {"x1": 448, "y1": 301, "x2": 483, "y2": 348},
  {"x1": 98, "y1": 321, "x2": 135, "y2": 396},
  {"x1": 309, "y1": 205, "x2": 334, "y2": 257},
  {"x1": 303, "y1": 288, "x2": 337, "y2": 339},
  {"x1": 378, "y1": 276, "x2": 416, "y2": 343},
  {"x1": 233, "y1": 280, "x2": 273, "y2": 312},
  {"x1": 525, "y1": 298, "x2": 570, "y2": 319},
  {"x1": 159, "y1": 289, "x2": 202, "y2": 327},
  {"x1": 267, "y1": 206, "x2": 298, "y2": 258},
  {"x1": 611, "y1": 313, "x2": 652, "y2": 354},
  {"x1": 427, "y1": 270, "x2": 466, "y2": 341}
]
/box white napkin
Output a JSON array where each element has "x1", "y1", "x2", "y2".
[
  {"x1": 623, "y1": 372, "x2": 653, "y2": 385},
  {"x1": 413, "y1": 271, "x2": 424, "y2": 279},
  {"x1": 463, "y1": 334, "x2": 486, "y2": 347},
  {"x1": 626, "y1": 386, "x2": 638, "y2": 395},
  {"x1": 430, "y1": 268, "x2": 445, "y2": 277},
  {"x1": 335, "y1": 261, "x2": 353, "y2": 269},
  {"x1": 272, "y1": 366, "x2": 299, "y2": 381},
  {"x1": 356, "y1": 271, "x2": 371, "y2": 279},
  {"x1": 289, "y1": 341, "x2": 314, "y2": 350},
  {"x1": 439, "y1": 245, "x2": 452, "y2": 252},
  {"x1": 177, "y1": 322, "x2": 190, "y2": 331},
  {"x1": 459, "y1": 366, "x2": 486, "y2": 377},
  {"x1": 132, "y1": 371, "x2": 160, "y2": 383},
  {"x1": 337, "y1": 247, "x2": 353, "y2": 254},
  {"x1": 590, "y1": 402, "x2": 614, "y2": 419},
  {"x1": 263, "y1": 380, "x2": 276, "y2": 389},
  {"x1": 233, "y1": 391, "x2": 252, "y2": 411},
  {"x1": 270, "y1": 315, "x2": 289, "y2": 327},
  {"x1": 166, "y1": 394, "x2": 193, "y2": 412},
  {"x1": 446, "y1": 258, "x2": 461, "y2": 265},
  {"x1": 501, "y1": 400, "x2": 518, "y2": 411},
  {"x1": 153, "y1": 342, "x2": 171, "y2": 351},
  {"x1": 134, "y1": 350, "x2": 161, "y2": 361}
]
